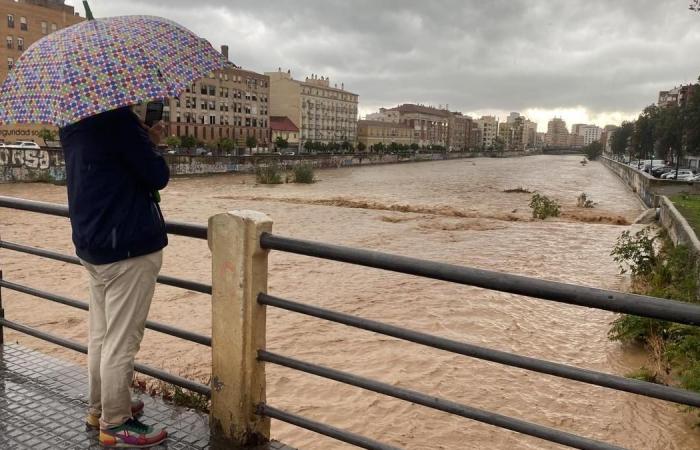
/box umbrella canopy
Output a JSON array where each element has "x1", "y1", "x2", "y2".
[{"x1": 0, "y1": 15, "x2": 227, "y2": 127}]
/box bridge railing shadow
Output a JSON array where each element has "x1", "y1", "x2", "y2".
[{"x1": 3, "y1": 196, "x2": 700, "y2": 449}]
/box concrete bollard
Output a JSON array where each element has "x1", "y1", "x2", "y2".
[{"x1": 208, "y1": 210, "x2": 272, "y2": 446}]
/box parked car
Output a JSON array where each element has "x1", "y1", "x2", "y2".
[
  {"x1": 282, "y1": 150, "x2": 296, "y2": 156},
  {"x1": 194, "y1": 147, "x2": 208, "y2": 156},
  {"x1": 651, "y1": 166, "x2": 673, "y2": 178},
  {"x1": 663, "y1": 169, "x2": 695, "y2": 180},
  {"x1": 6, "y1": 141, "x2": 40, "y2": 149}
]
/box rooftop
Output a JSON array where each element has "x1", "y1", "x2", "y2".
[{"x1": 270, "y1": 116, "x2": 299, "y2": 132}]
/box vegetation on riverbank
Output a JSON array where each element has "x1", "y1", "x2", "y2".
[
  {"x1": 609, "y1": 227, "x2": 700, "y2": 394},
  {"x1": 671, "y1": 194, "x2": 700, "y2": 239},
  {"x1": 293, "y1": 163, "x2": 315, "y2": 183},
  {"x1": 529, "y1": 193, "x2": 560, "y2": 219},
  {"x1": 255, "y1": 163, "x2": 283, "y2": 184}
]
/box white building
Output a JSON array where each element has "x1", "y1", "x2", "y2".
[
  {"x1": 366, "y1": 108, "x2": 400, "y2": 123},
  {"x1": 578, "y1": 125, "x2": 602, "y2": 146},
  {"x1": 476, "y1": 115, "x2": 499, "y2": 149}
]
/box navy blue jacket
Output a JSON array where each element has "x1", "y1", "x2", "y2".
[{"x1": 60, "y1": 107, "x2": 169, "y2": 265}]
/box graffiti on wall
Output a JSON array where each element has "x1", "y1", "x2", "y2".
[{"x1": 0, "y1": 148, "x2": 66, "y2": 182}]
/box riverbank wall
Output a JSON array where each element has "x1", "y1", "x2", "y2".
[
  {"x1": 0, "y1": 147, "x2": 539, "y2": 183},
  {"x1": 659, "y1": 195, "x2": 700, "y2": 297},
  {"x1": 600, "y1": 156, "x2": 700, "y2": 207}
]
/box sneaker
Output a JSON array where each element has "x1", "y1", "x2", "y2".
[
  {"x1": 99, "y1": 418, "x2": 167, "y2": 448},
  {"x1": 86, "y1": 400, "x2": 145, "y2": 430}
]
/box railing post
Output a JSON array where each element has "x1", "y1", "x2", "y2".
[{"x1": 207, "y1": 210, "x2": 272, "y2": 446}]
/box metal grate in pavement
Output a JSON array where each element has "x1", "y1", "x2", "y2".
[{"x1": 0, "y1": 344, "x2": 296, "y2": 450}]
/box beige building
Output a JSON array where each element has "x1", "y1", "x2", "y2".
[
  {"x1": 366, "y1": 107, "x2": 400, "y2": 123},
  {"x1": 476, "y1": 115, "x2": 499, "y2": 149},
  {"x1": 498, "y1": 116, "x2": 526, "y2": 151},
  {"x1": 0, "y1": 0, "x2": 83, "y2": 142},
  {"x1": 447, "y1": 112, "x2": 473, "y2": 151},
  {"x1": 357, "y1": 119, "x2": 413, "y2": 148},
  {"x1": 545, "y1": 118, "x2": 569, "y2": 147},
  {"x1": 165, "y1": 48, "x2": 270, "y2": 150},
  {"x1": 266, "y1": 69, "x2": 358, "y2": 147},
  {"x1": 270, "y1": 116, "x2": 299, "y2": 149},
  {"x1": 387, "y1": 104, "x2": 449, "y2": 148}
]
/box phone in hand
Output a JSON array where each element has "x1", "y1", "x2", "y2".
[{"x1": 144, "y1": 101, "x2": 164, "y2": 127}]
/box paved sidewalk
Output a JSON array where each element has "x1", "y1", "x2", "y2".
[{"x1": 0, "y1": 344, "x2": 295, "y2": 449}]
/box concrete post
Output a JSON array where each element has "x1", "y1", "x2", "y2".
[{"x1": 207, "y1": 210, "x2": 272, "y2": 446}]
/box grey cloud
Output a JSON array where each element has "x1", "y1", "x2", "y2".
[{"x1": 73, "y1": 0, "x2": 700, "y2": 118}]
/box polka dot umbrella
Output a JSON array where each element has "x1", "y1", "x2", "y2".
[{"x1": 0, "y1": 14, "x2": 227, "y2": 127}]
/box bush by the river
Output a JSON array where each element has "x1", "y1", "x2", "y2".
[
  {"x1": 609, "y1": 227, "x2": 700, "y2": 396},
  {"x1": 582, "y1": 141, "x2": 603, "y2": 160},
  {"x1": 293, "y1": 163, "x2": 315, "y2": 183},
  {"x1": 255, "y1": 163, "x2": 283, "y2": 184},
  {"x1": 529, "y1": 193, "x2": 560, "y2": 219}
]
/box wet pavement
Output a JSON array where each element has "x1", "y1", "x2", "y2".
[{"x1": 0, "y1": 344, "x2": 295, "y2": 449}]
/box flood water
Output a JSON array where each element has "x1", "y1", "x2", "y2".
[{"x1": 1, "y1": 155, "x2": 699, "y2": 449}]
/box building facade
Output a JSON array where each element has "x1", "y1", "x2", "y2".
[
  {"x1": 0, "y1": 0, "x2": 83, "y2": 142},
  {"x1": 658, "y1": 84, "x2": 696, "y2": 108},
  {"x1": 365, "y1": 107, "x2": 400, "y2": 123},
  {"x1": 388, "y1": 104, "x2": 449, "y2": 148},
  {"x1": 266, "y1": 69, "x2": 358, "y2": 147},
  {"x1": 270, "y1": 116, "x2": 299, "y2": 149},
  {"x1": 476, "y1": 115, "x2": 499, "y2": 149},
  {"x1": 357, "y1": 119, "x2": 413, "y2": 148},
  {"x1": 165, "y1": 52, "x2": 270, "y2": 150},
  {"x1": 545, "y1": 118, "x2": 569, "y2": 147},
  {"x1": 447, "y1": 112, "x2": 473, "y2": 151},
  {"x1": 498, "y1": 116, "x2": 527, "y2": 151}
]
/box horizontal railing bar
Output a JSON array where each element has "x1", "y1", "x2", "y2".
[
  {"x1": 259, "y1": 351, "x2": 624, "y2": 450},
  {"x1": 0, "y1": 279, "x2": 211, "y2": 346},
  {"x1": 0, "y1": 196, "x2": 208, "y2": 240},
  {"x1": 0, "y1": 317, "x2": 211, "y2": 397},
  {"x1": 259, "y1": 293, "x2": 700, "y2": 408},
  {"x1": 257, "y1": 404, "x2": 401, "y2": 450},
  {"x1": 0, "y1": 240, "x2": 212, "y2": 295},
  {"x1": 260, "y1": 233, "x2": 700, "y2": 327}
]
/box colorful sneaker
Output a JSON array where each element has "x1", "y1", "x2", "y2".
[
  {"x1": 99, "y1": 418, "x2": 167, "y2": 448},
  {"x1": 85, "y1": 400, "x2": 145, "y2": 430}
]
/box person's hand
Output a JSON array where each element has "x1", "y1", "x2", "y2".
[{"x1": 139, "y1": 119, "x2": 164, "y2": 146}]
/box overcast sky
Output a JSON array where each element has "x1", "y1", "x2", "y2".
[{"x1": 68, "y1": 0, "x2": 700, "y2": 131}]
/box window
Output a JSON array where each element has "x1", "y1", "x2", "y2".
[
  {"x1": 7, "y1": 15, "x2": 14, "y2": 29},
  {"x1": 209, "y1": 115, "x2": 216, "y2": 125},
  {"x1": 17, "y1": 37, "x2": 23, "y2": 51},
  {"x1": 245, "y1": 118, "x2": 251, "y2": 127},
  {"x1": 51, "y1": 23, "x2": 57, "y2": 32},
  {"x1": 200, "y1": 100, "x2": 206, "y2": 110},
  {"x1": 7, "y1": 57, "x2": 13, "y2": 69},
  {"x1": 208, "y1": 101, "x2": 215, "y2": 111},
  {"x1": 41, "y1": 21, "x2": 47, "y2": 34},
  {"x1": 200, "y1": 85, "x2": 207, "y2": 95},
  {"x1": 6, "y1": 36, "x2": 12, "y2": 49},
  {"x1": 20, "y1": 17, "x2": 26, "y2": 31},
  {"x1": 208, "y1": 86, "x2": 216, "y2": 96}
]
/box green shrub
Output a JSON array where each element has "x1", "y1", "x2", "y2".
[
  {"x1": 529, "y1": 193, "x2": 560, "y2": 219},
  {"x1": 625, "y1": 367, "x2": 660, "y2": 383},
  {"x1": 293, "y1": 163, "x2": 315, "y2": 183},
  {"x1": 255, "y1": 163, "x2": 283, "y2": 184},
  {"x1": 610, "y1": 228, "x2": 657, "y2": 276}
]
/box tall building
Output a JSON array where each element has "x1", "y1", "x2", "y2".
[
  {"x1": 524, "y1": 119, "x2": 538, "y2": 148},
  {"x1": 545, "y1": 118, "x2": 569, "y2": 147},
  {"x1": 476, "y1": 115, "x2": 499, "y2": 149},
  {"x1": 164, "y1": 47, "x2": 271, "y2": 150},
  {"x1": 658, "y1": 84, "x2": 696, "y2": 108},
  {"x1": 266, "y1": 69, "x2": 359, "y2": 147},
  {"x1": 0, "y1": 0, "x2": 83, "y2": 141},
  {"x1": 387, "y1": 104, "x2": 449, "y2": 148},
  {"x1": 447, "y1": 112, "x2": 473, "y2": 151},
  {"x1": 570, "y1": 123, "x2": 602, "y2": 146},
  {"x1": 600, "y1": 125, "x2": 618, "y2": 156},
  {"x1": 498, "y1": 116, "x2": 530, "y2": 151},
  {"x1": 357, "y1": 120, "x2": 413, "y2": 148}
]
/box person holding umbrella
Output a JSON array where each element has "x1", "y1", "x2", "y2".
[{"x1": 0, "y1": 5, "x2": 226, "y2": 447}]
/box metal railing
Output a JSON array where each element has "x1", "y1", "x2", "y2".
[
  {"x1": 0, "y1": 196, "x2": 211, "y2": 396},
  {"x1": 252, "y1": 233, "x2": 700, "y2": 450},
  {"x1": 4, "y1": 196, "x2": 700, "y2": 449}
]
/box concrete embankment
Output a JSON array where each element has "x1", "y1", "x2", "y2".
[
  {"x1": 600, "y1": 156, "x2": 700, "y2": 207},
  {"x1": 0, "y1": 147, "x2": 539, "y2": 183}
]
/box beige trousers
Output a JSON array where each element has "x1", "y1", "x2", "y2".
[{"x1": 81, "y1": 251, "x2": 162, "y2": 428}]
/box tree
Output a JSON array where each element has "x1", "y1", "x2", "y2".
[
  {"x1": 633, "y1": 105, "x2": 659, "y2": 163},
  {"x1": 217, "y1": 137, "x2": 235, "y2": 154},
  {"x1": 38, "y1": 128, "x2": 56, "y2": 146},
  {"x1": 275, "y1": 136, "x2": 288, "y2": 150},
  {"x1": 180, "y1": 135, "x2": 197, "y2": 149},
  {"x1": 357, "y1": 142, "x2": 366, "y2": 152},
  {"x1": 683, "y1": 82, "x2": 700, "y2": 158},
  {"x1": 246, "y1": 135, "x2": 257, "y2": 154},
  {"x1": 341, "y1": 140, "x2": 351, "y2": 152},
  {"x1": 373, "y1": 142, "x2": 385, "y2": 153},
  {"x1": 304, "y1": 140, "x2": 314, "y2": 152},
  {"x1": 611, "y1": 121, "x2": 634, "y2": 160},
  {"x1": 492, "y1": 136, "x2": 505, "y2": 152},
  {"x1": 165, "y1": 136, "x2": 181, "y2": 148},
  {"x1": 657, "y1": 105, "x2": 684, "y2": 170},
  {"x1": 388, "y1": 142, "x2": 400, "y2": 154},
  {"x1": 583, "y1": 141, "x2": 603, "y2": 160},
  {"x1": 410, "y1": 143, "x2": 419, "y2": 151}
]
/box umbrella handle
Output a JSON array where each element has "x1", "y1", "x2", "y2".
[{"x1": 82, "y1": 1, "x2": 95, "y2": 20}]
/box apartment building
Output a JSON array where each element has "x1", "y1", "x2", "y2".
[
  {"x1": 545, "y1": 118, "x2": 569, "y2": 147},
  {"x1": 447, "y1": 112, "x2": 473, "y2": 151},
  {"x1": 476, "y1": 115, "x2": 499, "y2": 149},
  {"x1": 0, "y1": 0, "x2": 83, "y2": 141},
  {"x1": 658, "y1": 84, "x2": 696, "y2": 108},
  {"x1": 164, "y1": 47, "x2": 271, "y2": 149},
  {"x1": 498, "y1": 116, "x2": 526, "y2": 151},
  {"x1": 266, "y1": 69, "x2": 358, "y2": 147}
]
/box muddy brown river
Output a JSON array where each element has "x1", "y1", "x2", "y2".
[{"x1": 1, "y1": 155, "x2": 699, "y2": 449}]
